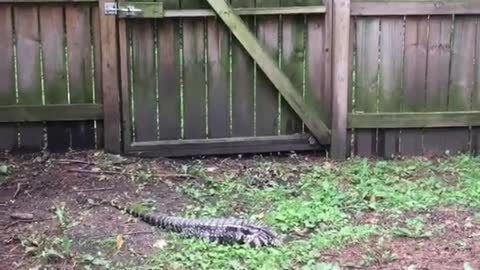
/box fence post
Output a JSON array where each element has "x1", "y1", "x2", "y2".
[
  {"x1": 331, "y1": 0, "x2": 351, "y2": 160},
  {"x1": 98, "y1": 0, "x2": 122, "y2": 154}
]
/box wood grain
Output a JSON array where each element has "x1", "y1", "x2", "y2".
[
  {"x1": 66, "y1": 5, "x2": 95, "y2": 149},
  {"x1": 207, "y1": 16, "x2": 230, "y2": 138},
  {"x1": 423, "y1": 16, "x2": 454, "y2": 156},
  {"x1": 14, "y1": 5, "x2": 44, "y2": 152},
  {"x1": 231, "y1": 0, "x2": 255, "y2": 137},
  {"x1": 401, "y1": 16, "x2": 428, "y2": 156},
  {"x1": 255, "y1": 0, "x2": 280, "y2": 136},
  {"x1": 446, "y1": 16, "x2": 476, "y2": 155},
  {"x1": 0, "y1": 5, "x2": 17, "y2": 151},
  {"x1": 353, "y1": 18, "x2": 380, "y2": 157},
  {"x1": 377, "y1": 17, "x2": 404, "y2": 159},
  {"x1": 40, "y1": 6, "x2": 70, "y2": 152}
]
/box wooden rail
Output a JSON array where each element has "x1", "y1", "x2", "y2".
[{"x1": 0, "y1": 105, "x2": 103, "y2": 122}]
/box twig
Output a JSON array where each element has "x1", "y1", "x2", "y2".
[
  {"x1": 56, "y1": 159, "x2": 94, "y2": 165},
  {"x1": 13, "y1": 183, "x2": 23, "y2": 198},
  {"x1": 67, "y1": 169, "x2": 197, "y2": 179},
  {"x1": 75, "y1": 186, "x2": 115, "y2": 193},
  {"x1": 90, "y1": 230, "x2": 154, "y2": 240},
  {"x1": 3, "y1": 217, "x2": 53, "y2": 230}
]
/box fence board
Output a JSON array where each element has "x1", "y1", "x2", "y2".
[
  {"x1": 207, "y1": 16, "x2": 230, "y2": 138},
  {"x1": 66, "y1": 5, "x2": 95, "y2": 149},
  {"x1": 401, "y1": 16, "x2": 428, "y2": 156},
  {"x1": 280, "y1": 0, "x2": 305, "y2": 135},
  {"x1": 130, "y1": 18, "x2": 157, "y2": 142},
  {"x1": 157, "y1": 0, "x2": 181, "y2": 140},
  {"x1": 377, "y1": 17, "x2": 404, "y2": 159},
  {"x1": 446, "y1": 16, "x2": 476, "y2": 154},
  {"x1": 92, "y1": 6, "x2": 103, "y2": 149},
  {"x1": 423, "y1": 16, "x2": 453, "y2": 156},
  {"x1": 305, "y1": 14, "x2": 328, "y2": 130},
  {"x1": 40, "y1": 6, "x2": 70, "y2": 152},
  {"x1": 256, "y1": 0, "x2": 280, "y2": 136},
  {"x1": 14, "y1": 5, "x2": 44, "y2": 152},
  {"x1": 353, "y1": 18, "x2": 380, "y2": 157},
  {"x1": 0, "y1": 5, "x2": 17, "y2": 151},
  {"x1": 182, "y1": 17, "x2": 207, "y2": 139},
  {"x1": 473, "y1": 19, "x2": 480, "y2": 155},
  {"x1": 231, "y1": 0, "x2": 255, "y2": 137}
]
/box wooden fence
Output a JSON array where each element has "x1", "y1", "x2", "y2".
[{"x1": 0, "y1": 0, "x2": 479, "y2": 159}]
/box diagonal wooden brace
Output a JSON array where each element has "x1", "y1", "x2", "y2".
[{"x1": 206, "y1": 0, "x2": 331, "y2": 144}]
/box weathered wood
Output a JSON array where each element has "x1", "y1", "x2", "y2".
[
  {"x1": 99, "y1": 0, "x2": 122, "y2": 153},
  {"x1": 377, "y1": 17, "x2": 404, "y2": 159},
  {"x1": 118, "y1": 13, "x2": 131, "y2": 150},
  {"x1": 280, "y1": 1, "x2": 305, "y2": 135},
  {"x1": 92, "y1": 5, "x2": 104, "y2": 149},
  {"x1": 330, "y1": 0, "x2": 350, "y2": 160},
  {"x1": 0, "y1": 105, "x2": 103, "y2": 122},
  {"x1": 401, "y1": 16, "x2": 428, "y2": 156},
  {"x1": 163, "y1": 6, "x2": 327, "y2": 17},
  {"x1": 205, "y1": 0, "x2": 331, "y2": 143},
  {"x1": 305, "y1": 13, "x2": 329, "y2": 130},
  {"x1": 447, "y1": 16, "x2": 476, "y2": 154},
  {"x1": 353, "y1": 18, "x2": 380, "y2": 157},
  {"x1": 0, "y1": 5, "x2": 17, "y2": 151},
  {"x1": 207, "y1": 16, "x2": 231, "y2": 138},
  {"x1": 182, "y1": 18, "x2": 207, "y2": 139},
  {"x1": 128, "y1": 134, "x2": 319, "y2": 157},
  {"x1": 473, "y1": 19, "x2": 480, "y2": 155},
  {"x1": 255, "y1": 0, "x2": 281, "y2": 137},
  {"x1": 130, "y1": 17, "x2": 157, "y2": 142},
  {"x1": 423, "y1": 16, "x2": 454, "y2": 157},
  {"x1": 349, "y1": 111, "x2": 480, "y2": 128},
  {"x1": 351, "y1": 2, "x2": 480, "y2": 16},
  {"x1": 157, "y1": 1, "x2": 181, "y2": 140},
  {"x1": 40, "y1": 6, "x2": 70, "y2": 152},
  {"x1": 231, "y1": 0, "x2": 255, "y2": 137},
  {"x1": 66, "y1": 5, "x2": 96, "y2": 149},
  {"x1": 14, "y1": 5, "x2": 44, "y2": 152}
]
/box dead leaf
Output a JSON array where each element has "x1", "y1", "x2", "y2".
[
  {"x1": 28, "y1": 266, "x2": 41, "y2": 270},
  {"x1": 153, "y1": 239, "x2": 167, "y2": 250},
  {"x1": 116, "y1": 235, "x2": 125, "y2": 251}
]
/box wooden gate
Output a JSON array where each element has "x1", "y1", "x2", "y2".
[{"x1": 106, "y1": 0, "x2": 336, "y2": 157}]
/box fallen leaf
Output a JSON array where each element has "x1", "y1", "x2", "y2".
[
  {"x1": 116, "y1": 235, "x2": 125, "y2": 251},
  {"x1": 153, "y1": 239, "x2": 167, "y2": 250}
]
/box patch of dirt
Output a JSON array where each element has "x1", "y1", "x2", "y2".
[
  {"x1": 324, "y1": 209, "x2": 480, "y2": 269},
  {"x1": 0, "y1": 150, "x2": 326, "y2": 269}
]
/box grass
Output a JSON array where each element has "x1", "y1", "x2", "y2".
[{"x1": 135, "y1": 155, "x2": 480, "y2": 270}]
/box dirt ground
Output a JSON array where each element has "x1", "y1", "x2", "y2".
[{"x1": 1, "y1": 150, "x2": 479, "y2": 269}]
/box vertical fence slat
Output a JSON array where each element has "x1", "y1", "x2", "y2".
[
  {"x1": 157, "y1": 0, "x2": 181, "y2": 140},
  {"x1": 305, "y1": 14, "x2": 328, "y2": 131},
  {"x1": 473, "y1": 19, "x2": 480, "y2": 155},
  {"x1": 0, "y1": 5, "x2": 17, "y2": 151},
  {"x1": 231, "y1": 0, "x2": 255, "y2": 137},
  {"x1": 423, "y1": 16, "x2": 453, "y2": 156},
  {"x1": 447, "y1": 16, "x2": 476, "y2": 154},
  {"x1": 66, "y1": 5, "x2": 96, "y2": 149},
  {"x1": 40, "y1": 5, "x2": 70, "y2": 152},
  {"x1": 99, "y1": 0, "x2": 121, "y2": 153},
  {"x1": 353, "y1": 18, "x2": 380, "y2": 157},
  {"x1": 280, "y1": 0, "x2": 305, "y2": 135},
  {"x1": 92, "y1": 5, "x2": 104, "y2": 149},
  {"x1": 130, "y1": 18, "x2": 157, "y2": 142},
  {"x1": 331, "y1": 0, "x2": 350, "y2": 159},
  {"x1": 401, "y1": 16, "x2": 428, "y2": 156},
  {"x1": 182, "y1": 17, "x2": 207, "y2": 139},
  {"x1": 256, "y1": 0, "x2": 280, "y2": 136},
  {"x1": 207, "y1": 16, "x2": 230, "y2": 138},
  {"x1": 14, "y1": 5, "x2": 44, "y2": 152},
  {"x1": 377, "y1": 17, "x2": 404, "y2": 159}
]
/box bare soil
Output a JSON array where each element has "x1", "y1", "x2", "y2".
[{"x1": 1, "y1": 151, "x2": 479, "y2": 269}]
